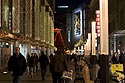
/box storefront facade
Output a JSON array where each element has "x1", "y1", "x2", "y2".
[{"x1": 0, "y1": 0, "x2": 56, "y2": 69}]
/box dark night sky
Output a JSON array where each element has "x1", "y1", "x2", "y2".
[
  {"x1": 54, "y1": 0, "x2": 91, "y2": 28},
  {"x1": 55, "y1": 0, "x2": 91, "y2": 6},
  {"x1": 55, "y1": 0, "x2": 91, "y2": 13}
]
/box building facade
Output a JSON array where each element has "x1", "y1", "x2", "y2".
[
  {"x1": 109, "y1": 0, "x2": 125, "y2": 55},
  {"x1": 0, "y1": 0, "x2": 55, "y2": 69},
  {"x1": 64, "y1": 3, "x2": 89, "y2": 55},
  {"x1": 89, "y1": 0, "x2": 125, "y2": 55}
]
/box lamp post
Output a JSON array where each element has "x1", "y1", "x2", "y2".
[
  {"x1": 89, "y1": 21, "x2": 97, "y2": 80},
  {"x1": 99, "y1": 0, "x2": 109, "y2": 83}
]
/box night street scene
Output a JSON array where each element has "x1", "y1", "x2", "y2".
[{"x1": 0, "y1": 0, "x2": 125, "y2": 83}]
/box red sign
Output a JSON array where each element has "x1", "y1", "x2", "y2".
[{"x1": 96, "y1": 10, "x2": 100, "y2": 37}]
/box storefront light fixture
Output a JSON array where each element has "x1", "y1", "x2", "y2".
[
  {"x1": 6, "y1": 43, "x2": 9, "y2": 45},
  {"x1": 58, "y1": 6, "x2": 68, "y2": 8}
]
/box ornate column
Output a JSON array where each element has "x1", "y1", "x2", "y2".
[
  {"x1": 12, "y1": 0, "x2": 20, "y2": 33},
  {"x1": 40, "y1": 6, "x2": 45, "y2": 42},
  {"x1": 50, "y1": 16, "x2": 54, "y2": 46},
  {"x1": 25, "y1": 0, "x2": 30, "y2": 37},
  {"x1": 48, "y1": 13, "x2": 51, "y2": 44},
  {"x1": 29, "y1": 0, "x2": 33, "y2": 37},
  {"x1": 48, "y1": 8, "x2": 54, "y2": 53},
  {"x1": 45, "y1": 6, "x2": 49, "y2": 44},
  {"x1": 34, "y1": 0, "x2": 40, "y2": 40}
]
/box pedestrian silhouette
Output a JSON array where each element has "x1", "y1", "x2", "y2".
[
  {"x1": 39, "y1": 51, "x2": 49, "y2": 81},
  {"x1": 51, "y1": 50, "x2": 68, "y2": 83},
  {"x1": 8, "y1": 47, "x2": 27, "y2": 83}
]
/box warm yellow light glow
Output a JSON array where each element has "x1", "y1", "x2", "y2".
[
  {"x1": 7, "y1": 33, "x2": 14, "y2": 38},
  {"x1": 91, "y1": 21, "x2": 96, "y2": 55},
  {"x1": 100, "y1": 0, "x2": 109, "y2": 55},
  {"x1": 87, "y1": 33, "x2": 91, "y2": 52},
  {"x1": 84, "y1": 33, "x2": 91, "y2": 55},
  {"x1": 84, "y1": 44, "x2": 87, "y2": 55}
]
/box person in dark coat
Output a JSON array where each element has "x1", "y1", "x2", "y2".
[
  {"x1": 49, "y1": 53, "x2": 54, "y2": 73},
  {"x1": 111, "y1": 54, "x2": 118, "y2": 64},
  {"x1": 28, "y1": 53, "x2": 36, "y2": 78},
  {"x1": 39, "y1": 51, "x2": 49, "y2": 81},
  {"x1": 119, "y1": 53, "x2": 123, "y2": 64},
  {"x1": 34, "y1": 53, "x2": 39, "y2": 72},
  {"x1": 8, "y1": 47, "x2": 27, "y2": 83},
  {"x1": 52, "y1": 50, "x2": 68, "y2": 83},
  {"x1": 26, "y1": 53, "x2": 30, "y2": 75}
]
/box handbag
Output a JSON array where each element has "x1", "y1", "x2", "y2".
[{"x1": 62, "y1": 70, "x2": 73, "y2": 80}]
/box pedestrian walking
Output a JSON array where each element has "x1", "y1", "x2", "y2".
[
  {"x1": 34, "y1": 53, "x2": 39, "y2": 72},
  {"x1": 39, "y1": 51, "x2": 49, "y2": 81},
  {"x1": 29, "y1": 53, "x2": 36, "y2": 78},
  {"x1": 8, "y1": 47, "x2": 27, "y2": 83},
  {"x1": 111, "y1": 53, "x2": 117, "y2": 64},
  {"x1": 51, "y1": 50, "x2": 68, "y2": 83},
  {"x1": 26, "y1": 53, "x2": 30, "y2": 75},
  {"x1": 49, "y1": 53, "x2": 54, "y2": 73}
]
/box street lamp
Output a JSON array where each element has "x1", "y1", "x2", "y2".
[{"x1": 99, "y1": 0, "x2": 109, "y2": 83}]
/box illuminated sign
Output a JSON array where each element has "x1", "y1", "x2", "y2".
[
  {"x1": 96, "y1": 10, "x2": 100, "y2": 37},
  {"x1": 73, "y1": 8, "x2": 82, "y2": 36}
]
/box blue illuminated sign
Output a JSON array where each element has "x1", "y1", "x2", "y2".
[{"x1": 73, "y1": 8, "x2": 82, "y2": 36}]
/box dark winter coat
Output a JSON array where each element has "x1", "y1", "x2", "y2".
[
  {"x1": 53, "y1": 53, "x2": 68, "y2": 73},
  {"x1": 49, "y1": 54, "x2": 54, "y2": 72},
  {"x1": 28, "y1": 56, "x2": 36, "y2": 67},
  {"x1": 8, "y1": 53, "x2": 27, "y2": 76},
  {"x1": 39, "y1": 54, "x2": 49, "y2": 68}
]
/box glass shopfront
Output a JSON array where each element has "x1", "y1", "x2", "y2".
[{"x1": 0, "y1": 42, "x2": 11, "y2": 69}]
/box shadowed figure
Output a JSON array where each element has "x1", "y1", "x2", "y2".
[{"x1": 39, "y1": 51, "x2": 49, "y2": 81}]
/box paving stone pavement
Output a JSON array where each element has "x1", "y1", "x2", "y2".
[
  {"x1": 0, "y1": 62, "x2": 75, "y2": 83},
  {"x1": 0, "y1": 61, "x2": 93, "y2": 83}
]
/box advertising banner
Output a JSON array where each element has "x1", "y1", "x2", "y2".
[{"x1": 111, "y1": 64, "x2": 124, "y2": 81}]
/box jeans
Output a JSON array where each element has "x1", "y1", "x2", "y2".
[{"x1": 12, "y1": 75, "x2": 21, "y2": 83}]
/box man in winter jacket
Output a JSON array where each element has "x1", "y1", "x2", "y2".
[
  {"x1": 8, "y1": 47, "x2": 27, "y2": 83},
  {"x1": 52, "y1": 50, "x2": 68, "y2": 83}
]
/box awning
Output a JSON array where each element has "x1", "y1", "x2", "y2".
[{"x1": 110, "y1": 30, "x2": 125, "y2": 37}]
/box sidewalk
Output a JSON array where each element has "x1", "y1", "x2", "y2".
[
  {"x1": 0, "y1": 68, "x2": 52, "y2": 83},
  {"x1": 0, "y1": 61, "x2": 94, "y2": 83},
  {"x1": 0, "y1": 68, "x2": 53, "y2": 83},
  {"x1": 0, "y1": 62, "x2": 75, "y2": 83}
]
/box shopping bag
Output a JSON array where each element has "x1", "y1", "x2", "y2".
[{"x1": 62, "y1": 70, "x2": 73, "y2": 80}]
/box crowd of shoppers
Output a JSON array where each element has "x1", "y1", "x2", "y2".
[
  {"x1": 111, "y1": 52, "x2": 125, "y2": 64},
  {"x1": 26, "y1": 53, "x2": 39, "y2": 78},
  {"x1": 7, "y1": 47, "x2": 86, "y2": 83},
  {"x1": 111, "y1": 52, "x2": 125, "y2": 72}
]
